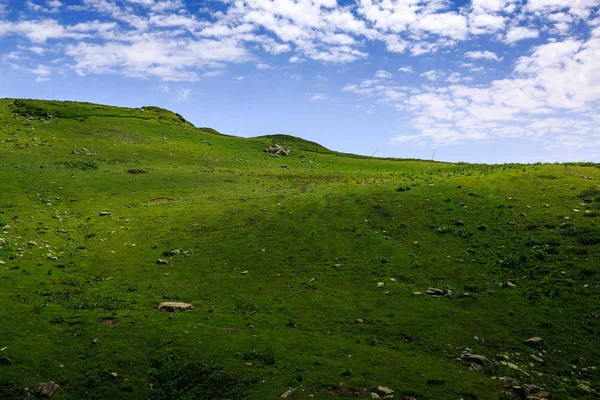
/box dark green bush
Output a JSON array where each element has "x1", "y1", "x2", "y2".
[{"x1": 148, "y1": 354, "x2": 241, "y2": 400}]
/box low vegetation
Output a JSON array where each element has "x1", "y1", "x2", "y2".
[{"x1": 0, "y1": 99, "x2": 598, "y2": 399}]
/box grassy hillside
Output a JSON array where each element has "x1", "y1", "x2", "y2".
[{"x1": 0, "y1": 99, "x2": 598, "y2": 400}]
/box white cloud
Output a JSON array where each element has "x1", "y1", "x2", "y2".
[
  {"x1": 202, "y1": 70, "x2": 225, "y2": 78},
  {"x1": 177, "y1": 88, "x2": 190, "y2": 100},
  {"x1": 414, "y1": 13, "x2": 469, "y2": 40},
  {"x1": 66, "y1": 37, "x2": 250, "y2": 81},
  {"x1": 344, "y1": 29, "x2": 600, "y2": 152},
  {"x1": 308, "y1": 93, "x2": 328, "y2": 101},
  {"x1": 505, "y1": 26, "x2": 540, "y2": 43},
  {"x1": 374, "y1": 70, "x2": 392, "y2": 79},
  {"x1": 157, "y1": 84, "x2": 169, "y2": 92},
  {"x1": 464, "y1": 50, "x2": 503, "y2": 61},
  {"x1": 421, "y1": 70, "x2": 441, "y2": 81},
  {"x1": 398, "y1": 66, "x2": 414, "y2": 73}
]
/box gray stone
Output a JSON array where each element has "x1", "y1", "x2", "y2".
[
  {"x1": 157, "y1": 259, "x2": 169, "y2": 265},
  {"x1": 280, "y1": 389, "x2": 294, "y2": 398},
  {"x1": 157, "y1": 302, "x2": 192, "y2": 312},
  {"x1": 99, "y1": 212, "x2": 111, "y2": 216},
  {"x1": 376, "y1": 386, "x2": 393, "y2": 395},
  {"x1": 525, "y1": 337, "x2": 543, "y2": 347},
  {"x1": 266, "y1": 144, "x2": 291, "y2": 156},
  {"x1": 461, "y1": 349, "x2": 492, "y2": 366},
  {"x1": 38, "y1": 382, "x2": 58, "y2": 398}
]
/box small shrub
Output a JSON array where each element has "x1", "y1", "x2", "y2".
[
  {"x1": 56, "y1": 160, "x2": 98, "y2": 170},
  {"x1": 242, "y1": 349, "x2": 276, "y2": 365},
  {"x1": 341, "y1": 369, "x2": 354, "y2": 378},
  {"x1": 148, "y1": 354, "x2": 241, "y2": 400},
  {"x1": 580, "y1": 267, "x2": 595, "y2": 276},
  {"x1": 49, "y1": 315, "x2": 65, "y2": 324}
]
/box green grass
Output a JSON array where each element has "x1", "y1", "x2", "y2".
[{"x1": 0, "y1": 98, "x2": 598, "y2": 399}]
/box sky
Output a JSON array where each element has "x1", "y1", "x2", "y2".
[{"x1": 1, "y1": 0, "x2": 600, "y2": 163}]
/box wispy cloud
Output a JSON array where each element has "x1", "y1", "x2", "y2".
[{"x1": 177, "y1": 88, "x2": 190, "y2": 101}]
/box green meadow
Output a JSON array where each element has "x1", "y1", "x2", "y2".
[{"x1": 0, "y1": 99, "x2": 598, "y2": 399}]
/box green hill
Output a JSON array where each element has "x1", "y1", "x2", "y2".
[{"x1": 0, "y1": 99, "x2": 598, "y2": 399}]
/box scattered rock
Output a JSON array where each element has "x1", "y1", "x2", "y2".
[
  {"x1": 523, "y1": 384, "x2": 544, "y2": 394},
  {"x1": 531, "y1": 354, "x2": 544, "y2": 363},
  {"x1": 413, "y1": 291, "x2": 422, "y2": 295},
  {"x1": 427, "y1": 379, "x2": 446, "y2": 385},
  {"x1": 333, "y1": 263, "x2": 341, "y2": 268},
  {"x1": 377, "y1": 282, "x2": 384, "y2": 288},
  {"x1": 47, "y1": 254, "x2": 58, "y2": 261},
  {"x1": 157, "y1": 302, "x2": 192, "y2": 312},
  {"x1": 92, "y1": 338, "x2": 98, "y2": 344},
  {"x1": 27, "y1": 241, "x2": 37, "y2": 247},
  {"x1": 500, "y1": 361, "x2": 521, "y2": 371},
  {"x1": 355, "y1": 318, "x2": 364, "y2": 323},
  {"x1": 376, "y1": 386, "x2": 393, "y2": 395},
  {"x1": 38, "y1": 382, "x2": 58, "y2": 398},
  {"x1": 507, "y1": 282, "x2": 517, "y2": 288},
  {"x1": 529, "y1": 392, "x2": 552, "y2": 399},
  {"x1": 99, "y1": 212, "x2": 111, "y2": 216},
  {"x1": 266, "y1": 144, "x2": 291, "y2": 156},
  {"x1": 525, "y1": 337, "x2": 543, "y2": 347},
  {"x1": 0, "y1": 260, "x2": 5, "y2": 265},
  {"x1": 157, "y1": 259, "x2": 169, "y2": 265},
  {"x1": 0, "y1": 356, "x2": 11, "y2": 366},
  {"x1": 240, "y1": 271, "x2": 248, "y2": 275},
  {"x1": 370, "y1": 393, "x2": 381, "y2": 399},
  {"x1": 460, "y1": 349, "x2": 492, "y2": 366},
  {"x1": 0, "y1": 238, "x2": 5, "y2": 246},
  {"x1": 280, "y1": 389, "x2": 294, "y2": 398}
]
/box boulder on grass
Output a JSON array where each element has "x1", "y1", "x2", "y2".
[
  {"x1": 38, "y1": 381, "x2": 59, "y2": 398},
  {"x1": 157, "y1": 302, "x2": 192, "y2": 312}
]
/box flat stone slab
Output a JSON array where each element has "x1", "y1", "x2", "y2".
[
  {"x1": 525, "y1": 337, "x2": 543, "y2": 347},
  {"x1": 157, "y1": 302, "x2": 192, "y2": 312},
  {"x1": 39, "y1": 381, "x2": 58, "y2": 398}
]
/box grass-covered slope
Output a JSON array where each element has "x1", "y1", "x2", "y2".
[{"x1": 0, "y1": 99, "x2": 598, "y2": 399}]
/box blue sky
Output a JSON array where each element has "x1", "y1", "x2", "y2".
[{"x1": 1, "y1": 0, "x2": 600, "y2": 163}]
